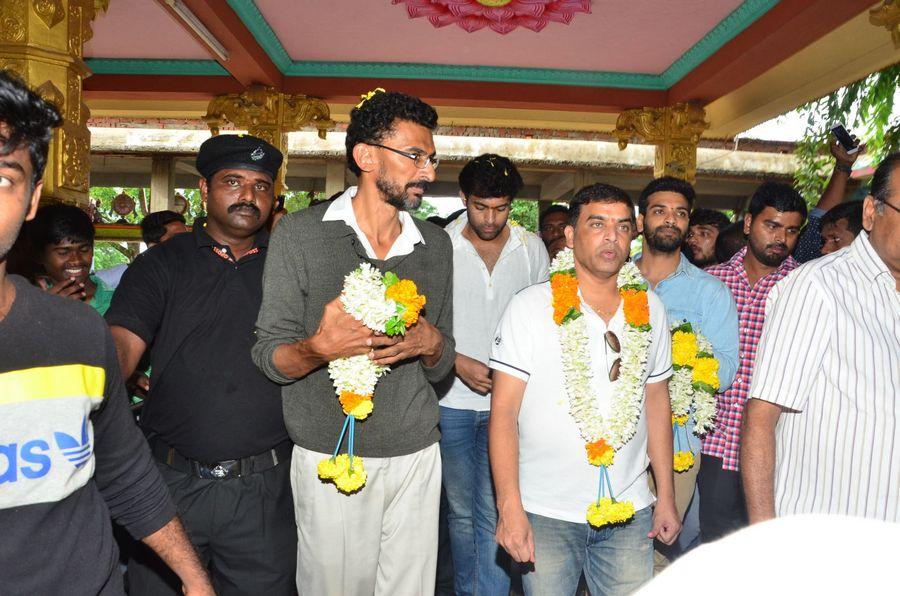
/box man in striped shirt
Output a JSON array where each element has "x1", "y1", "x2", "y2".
[
  {"x1": 742, "y1": 153, "x2": 900, "y2": 523},
  {"x1": 699, "y1": 182, "x2": 807, "y2": 542}
]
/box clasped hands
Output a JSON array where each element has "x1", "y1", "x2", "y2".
[{"x1": 310, "y1": 296, "x2": 443, "y2": 367}]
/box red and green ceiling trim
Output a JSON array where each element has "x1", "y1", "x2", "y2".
[{"x1": 85, "y1": 0, "x2": 779, "y2": 90}]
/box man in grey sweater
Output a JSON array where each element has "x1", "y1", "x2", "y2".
[{"x1": 252, "y1": 90, "x2": 455, "y2": 595}]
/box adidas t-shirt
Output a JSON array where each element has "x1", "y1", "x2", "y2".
[{"x1": 0, "y1": 276, "x2": 175, "y2": 595}]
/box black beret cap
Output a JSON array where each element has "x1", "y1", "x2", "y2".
[{"x1": 196, "y1": 134, "x2": 283, "y2": 181}]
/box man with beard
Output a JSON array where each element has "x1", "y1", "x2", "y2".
[
  {"x1": 441, "y1": 154, "x2": 548, "y2": 595},
  {"x1": 489, "y1": 183, "x2": 680, "y2": 595},
  {"x1": 684, "y1": 208, "x2": 731, "y2": 268},
  {"x1": 252, "y1": 90, "x2": 455, "y2": 594},
  {"x1": 106, "y1": 134, "x2": 297, "y2": 595},
  {"x1": 634, "y1": 177, "x2": 738, "y2": 569},
  {"x1": 699, "y1": 181, "x2": 805, "y2": 543}
]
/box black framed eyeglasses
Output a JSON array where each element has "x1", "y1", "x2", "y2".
[
  {"x1": 881, "y1": 200, "x2": 900, "y2": 214},
  {"x1": 368, "y1": 143, "x2": 439, "y2": 170}
]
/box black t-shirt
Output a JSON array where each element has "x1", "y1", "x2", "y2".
[{"x1": 105, "y1": 225, "x2": 288, "y2": 461}]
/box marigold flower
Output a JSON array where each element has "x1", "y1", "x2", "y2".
[
  {"x1": 586, "y1": 497, "x2": 635, "y2": 528},
  {"x1": 385, "y1": 279, "x2": 426, "y2": 326},
  {"x1": 585, "y1": 439, "x2": 615, "y2": 467},
  {"x1": 692, "y1": 356, "x2": 720, "y2": 391},
  {"x1": 317, "y1": 454, "x2": 350, "y2": 480},
  {"x1": 333, "y1": 459, "x2": 367, "y2": 493},
  {"x1": 674, "y1": 450, "x2": 695, "y2": 472},
  {"x1": 339, "y1": 391, "x2": 374, "y2": 420},
  {"x1": 671, "y1": 414, "x2": 689, "y2": 426},
  {"x1": 672, "y1": 331, "x2": 698, "y2": 367},
  {"x1": 551, "y1": 272, "x2": 580, "y2": 325},
  {"x1": 621, "y1": 288, "x2": 649, "y2": 328}
]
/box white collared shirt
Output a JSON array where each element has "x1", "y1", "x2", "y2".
[
  {"x1": 322, "y1": 187, "x2": 425, "y2": 260},
  {"x1": 442, "y1": 214, "x2": 550, "y2": 411},
  {"x1": 490, "y1": 283, "x2": 672, "y2": 523},
  {"x1": 750, "y1": 232, "x2": 900, "y2": 521}
]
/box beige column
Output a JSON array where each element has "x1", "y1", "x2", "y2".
[
  {"x1": 149, "y1": 156, "x2": 175, "y2": 213},
  {"x1": 324, "y1": 161, "x2": 346, "y2": 198}
]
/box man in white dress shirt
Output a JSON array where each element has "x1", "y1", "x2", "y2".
[
  {"x1": 441, "y1": 154, "x2": 549, "y2": 596},
  {"x1": 742, "y1": 152, "x2": 900, "y2": 523}
]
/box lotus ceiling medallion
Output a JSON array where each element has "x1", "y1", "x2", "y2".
[{"x1": 393, "y1": 0, "x2": 592, "y2": 34}]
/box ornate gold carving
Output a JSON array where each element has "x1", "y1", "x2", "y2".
[
  {"x1": 0, "y1": 58, "x2": 27, "y2": 79},
  {"x1": 614, "y1": 103, "x2": 709, "y2": 183},
  {"x1": 0, "y1": 0, "x2": 27, "y2": 43},
  {"x1": 59, "y1": 122, "x2": 90, "y2": 192},
  {"x1": 34, "y1": 80, "x2": 64, "y2": 112},
  {"x1": 33, "y1": 0, "x2": 65, "y2": 30},
  {"x1": 870, "y1": 0, "x2": 900, "y2": 48},
  {"x1": 204, "y1": 85, "x2": 336, "y2": 193}
]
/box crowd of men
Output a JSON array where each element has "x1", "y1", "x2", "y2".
[{"x1": 1, "y1": 69, "x2": 898, "y2": 596}]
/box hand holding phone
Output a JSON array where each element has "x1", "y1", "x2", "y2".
[{"x1": 830, "y1": 123, "x2": 861, "y2": 154}]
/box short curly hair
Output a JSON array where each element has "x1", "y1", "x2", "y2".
[
  {"x1": 458, "y1": 154, "x2": 523, "y2": 200},
  {"x1": 345, "y1": 90, "x2": 438, "y2": 176},
  {"x1": 0, "y1": 70, "x2": 63, "y2": 190}
]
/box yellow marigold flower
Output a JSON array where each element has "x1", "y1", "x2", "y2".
[
  {"x1": 586, "y1": 498, "x2": 636, "y2": 528},
  {"x1": 672, "y1": 414, "x2": 689, "y2": 426},
  {"x1": 692, "y1": 356, "x2": 720, "y2": 390},
  {"x1": 333, "y1": 459, "x2": 367, "y2": 493},
  {"x1": 317, "y1": 454, "x2": 350, "y2": 480},
  {"x1": 386, "y1": 280, "x2": 426, "y2": 326},
  {"x1": 339, "y1": 391, "x2": 374, "y2": 419},
  {"x1": 621, "y1": 288, "x2": 649, "y2": 328},
  {"x1": 585, "y1": 439, "x2": 615, "y2": 467},
  {"x1": 672, "y1": 331, "x2": 698, "y2": 367},
  {"x1": 550, "y1": 272, "x2": 580, "y2": 325},
  {"x1": 673, "y1": 450, "x2": 695, "y2": 472}
]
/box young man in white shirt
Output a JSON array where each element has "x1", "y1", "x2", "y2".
[
  {"x1": 441, "y1": 154, "x2": 549, "y2": 596},
  {"x1": 489, "y1": 183, "x2": 681, "y2": 595}
]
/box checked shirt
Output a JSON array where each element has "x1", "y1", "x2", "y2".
[{"x1": 700, "y1": 247, "x2": 799, "y2": 471}]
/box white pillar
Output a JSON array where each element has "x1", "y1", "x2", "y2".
[
  {"x1": 150, "y1": 156, "x2": 175, "y2": 213},
  {"x1": 324, "y1": 161, "x2": 346, "y2": 199}
]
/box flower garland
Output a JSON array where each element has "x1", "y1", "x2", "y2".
[
  {"x1": 668, "y1": 321, "x2": 719, "y2": 472},
  {"x1": 549, "y1": 247, "x2": 652, "y2": 528},
  {"x1": 317, "y1": 264, "x2": 426, "y2": 494}
]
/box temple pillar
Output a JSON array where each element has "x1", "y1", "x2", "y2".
[
  {"x1": 324, "y1": 161, "x2": 346, "y2": 199},
  {"x1": 613, "y1": 102, "x2": 709, "y2": 184},
  {"x1": 0, "y1": 0, "x2": 108, "y2": 207},
  {"x1": 149, "y1": 156, "x2": 175, "y2": 213},
  {"x1": 203, "y1": 85, "x2": 335, "y2": 196}
]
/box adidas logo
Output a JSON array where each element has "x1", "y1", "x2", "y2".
[{"x1": 53, "y1": 416, "x2": 92, "y2": 468}]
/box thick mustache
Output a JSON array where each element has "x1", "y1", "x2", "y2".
[
  {"x1": 766, "y1": 243, "x2": 788, "y2": 251},
  {"x1": 228, "y1": 203, "x2": 260, "y2": 216},
  {"x1": 405, "y1": 181, "x2": 429, "y2": 192}
]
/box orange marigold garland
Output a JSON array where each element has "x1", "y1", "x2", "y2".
[{"x1": 549, "y1": 248, "x2": 652, "y2": 528}]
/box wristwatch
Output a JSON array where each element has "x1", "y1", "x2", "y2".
[{"x1": 835, "y1": 163, "x2": 852, "y2": 174}]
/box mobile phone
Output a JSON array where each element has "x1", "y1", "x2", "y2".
[{"x1": 830, "y1": 123, "x2": 860, "y2": 154}]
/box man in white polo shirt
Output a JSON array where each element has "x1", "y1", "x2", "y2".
[
  {"x1": 441, "y1": 154, "x2": 549, "y2": 596},
  {"x1": 489, "y1": 183, "x2": 681, "y2": 596},
  {"x1": 741, "y1": 152, "x2": 900, "y2": 524}
]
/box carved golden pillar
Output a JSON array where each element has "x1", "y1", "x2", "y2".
[
  {"x1": 203, "y1": 85, "x2": 335, "y2": 195},
  {"x1": 0, "y1": 0, "x2": 108, "y2": 207},
  {"x1": 870, "y1": 0, "x2": 900, "y2": 48},
  {"x1": 613, "y1": 102, "x2": 709, "y2": 184}
]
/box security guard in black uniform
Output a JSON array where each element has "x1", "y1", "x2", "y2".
[{"x1": 107, "y1": 135, "x2": 296, "y2": 595}]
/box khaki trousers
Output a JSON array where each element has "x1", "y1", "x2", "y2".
[
  {"x1": 291, "y1": 443, "x2": 441, "y2": 596},
  {"x1": 648, "y1": 452, "x2": 701, "y2": 574}
]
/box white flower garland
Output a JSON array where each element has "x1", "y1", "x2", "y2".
[
  {"x1": 550, "y1": 249, "x2": 652, "y2": 450},
  {"x1": 327, "y1": 264, "x2": 392, "y2": 397}
]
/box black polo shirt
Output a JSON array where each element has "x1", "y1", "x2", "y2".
[{"x1": 105, "y1": 224, "x2": 288, "y2": 462}]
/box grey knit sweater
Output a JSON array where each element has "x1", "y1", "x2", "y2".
[{"x1": 252, "y1": 201, "x2": 455, "y2": 457}]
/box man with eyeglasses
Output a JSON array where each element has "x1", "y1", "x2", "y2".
[
  {"x1": 633, "y1": 177, "x2": 738, "y2": 570},
  {"x1": 488, "y1": 184, "x2": 680, "y2": 595},
  {"x1": 742, "y1": 152, "x2": 900, "y2": 525},
  {"x1": 252, "y1": 90, "x2": 455, "y2": 594}
]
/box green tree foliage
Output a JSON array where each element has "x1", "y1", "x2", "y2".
[
  {"x1": 795, "y1": 64, "x2": 900, "y2": 206},
  {"x1": 510, "y1": 199, "x2": 538, "y2": 232}
]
